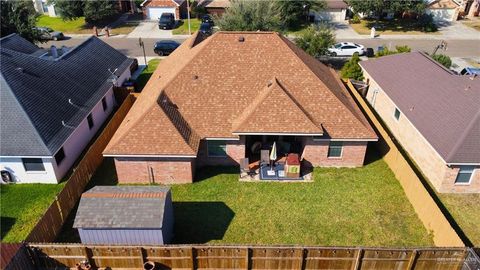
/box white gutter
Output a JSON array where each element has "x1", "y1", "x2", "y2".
[
  {"x1": 0, "y1": 155, "x2": 52, "y2": 158},
  {"x1": 205, "y1": 137, "x2": 240, "y2": 141},
  {"x1": 446, "y1": 163, "x2": 480, "y2": 166},
  {"x1": 312, "y1": 138, "x2": 379, "y2": 142},
  {"x1": 232, "y1": 132, "x2": 324, "y2": 136}
]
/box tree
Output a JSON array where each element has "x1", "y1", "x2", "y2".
[
  {"x1": 346, "y1": 0, "x2": 426, "y2": 19},
  {"x1": 295, "y1": 24, "x2": 335, "y2": 57},
  {"x1": 49, "y1": 0, "x2": 85, "y2": 20},
  {"x1": 84, "y1": 0, "x2": 118, "y2": 24},
  {"x1": 1, "y1": 0, "x2": 41, "y2": 42},
  {"x1": 341, "y1": 53, "x2": 364, "y2": 80},
  {"x1": 431, "y1": 54, "x2": 452, "y2": 68},
  {"x1": 276, "y1": 0, "x2": 326, "y2": 28},
  {"x1": 215, "y1": 0, "x2": 281, "y2": 31}
]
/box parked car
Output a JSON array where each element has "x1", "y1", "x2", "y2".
[
  {"x1": 158, "y1": 13, "x2": 175, "y2": 30},
  {"x1": 199, "y1": 22, "x2": 213, "y2": 36},
  {"x1": 328, "y1": 42, "x2": 365, "y2": 57},
  {"x1": 201, "y1": 14, "x2": 214, "y2": 25},
  {"x1": 35, "y1": 27, "x2": 65, "y2": 41},
  {"x1": 154, "y1": 40, "x2": 180, "y2": 56},
  {"x1": 460, "y1": 67, "x2": 480, "y2": 76}
]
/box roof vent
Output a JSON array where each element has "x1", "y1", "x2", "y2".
[
  {"x1": 193, "y1": 75, "x2": 198, "y2": 80},
  {"x1": 267, "y1": 80, "x2": 273, "y2": 87},
  {"x1": 15, "y1": 67, "x2": 24, "y2": 73},
  {"x1": 238, "y1": 36, "x2": 245, "y2": 42},
  {"x1": 50, "y1": 45, "x2": 58, "y2": 58}
]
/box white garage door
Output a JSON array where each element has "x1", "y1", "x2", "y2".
[
  {"x1": 426, "y1": 8, "x2": 456, "y2": 22},
  {"x1": 313, "y1": 9, "x2": 347, "y2": 22},
  {"x1": 147, "y1": 7, "x2": 177, "y2": 20}
]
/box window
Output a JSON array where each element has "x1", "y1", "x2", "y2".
[
  {"x1": 394, "y1": 108, "x2": 401, "y2": 121},
  {"x1": 327, "y1": 141, "x2": 343, "y2": 158},
  {"x1": 455, "y1": 166, "x2": 475, "y2": 184},
  {"x1": 55, "y1": 147, "x2": 65, "y2": 165},
  {"x1": 207, "y1": 140, "x2": 227, "y2": 157},
  {"x1": 22, "y1": 158, "x2": 45, "y2": 172},
  {"x1": 87, "y1": 113, "x2": 94, "y2": 129},
  {"x1": 102, "y1": 97, "x2": 108, "y2": 111}
]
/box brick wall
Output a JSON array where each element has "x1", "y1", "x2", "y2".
[
  {"x1": 363, "y1": 71, "x2": 479, "y2": 193},
  {"x1": 196, "y1": 137, "x2": 246, "y2": 168},
  {"x1": 114, "y1": 157, "x2": 194, "y2": 184},
  {"x1": 301, "y1": 137, "x2": 368, "y2": 167}
]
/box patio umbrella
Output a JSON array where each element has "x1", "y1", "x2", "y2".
[{"x1": 270, "y1": 141, "x2": 277, "y2": 170}]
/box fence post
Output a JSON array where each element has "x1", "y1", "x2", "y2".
[
  {"x1": 354, "y1": 248, "x2": 364, "y2": 270},
  {"x1": 245, "y1": 247, "x2": 250, "y2": 270},
  {"x1": 407, "y1": 250, "x2": 418, "y2": 270},
  {"x1": 55, "y1": 196, "x2": 64, "y2": 223}
]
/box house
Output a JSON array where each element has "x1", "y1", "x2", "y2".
[
  {"x1": 197, "y1": 0, "x2": 230, "y2": 16},
  {"x1": 460, "y1": 0, "x2": 480, "y2": 18},
  {"x1": 103, "y1": 32, "x2": 377, "y2": 184},
  {"x1": 426, "y1": 0, "x2": 461, "y2": 22},
  {"x1": 73, "y1": 186, "x2": 174, "y2": 245},
  {"x1": 141, "y1": 0, "x2": 187, "y2": 20},
  {"x1": 0, "y1": 34, "x2": 133, "y2": 184},
  {"x1": 311, "y1": 0, "x2": 349, "y2": 22},
  {"x1": 360, "y1": 52, "x2": 480, "y2": 193}
]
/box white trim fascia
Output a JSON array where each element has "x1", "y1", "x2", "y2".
[
  {"x1": 232, "y1": 132, "x2": 324, "y2": 136},
  {"x1": 0, "y1": 155, "x2": 52, "y2": 158},
  {"x1": 312, "y1": 138, "x2": 378, "y2": 142},
  {"x1": 447, "y1": 163, "x2": 480, "y2": 166},
  {"x1": 103, "y1": 154, "x2": 196, "y2": 158},
  {"x1": 140, "y1": 0, "x2": 148, "y2": 7},
  {"x1": 205, "y1": 137, "x2": 239, "y2": 141}
]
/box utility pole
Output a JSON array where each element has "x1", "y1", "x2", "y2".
[
  {"x1": 139, "y1": 38, "x2": 147, "y2": 68},
  {"x1": 187, "y1": 0, "x2": 192, "y2": 35}
]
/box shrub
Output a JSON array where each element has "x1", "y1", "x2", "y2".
[
  {"x1": 341, "y1": 53, "x2": 364, "y2": 80},
  {"x1": 395, "y1": 45, "x2": 411, "y2": 53},
  {"x1": 375, "y1": 45, "x2": 412, "y2": 57},
  {"x1": 431, "y1": 54, "x2": 452, "y2": 68},
  {"x1": 349, "y1": 14, "x2": 361, "y2": 24},
  {"x1": 419, "y1": 13, "x2": 438, "y2": 32},
  {"x1": 295, "y1": 24, "x2": 336, "y2": 57}
]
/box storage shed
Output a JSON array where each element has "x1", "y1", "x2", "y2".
[{"x1": 73, "y1": 186, "x2": 174, "y2": 245}]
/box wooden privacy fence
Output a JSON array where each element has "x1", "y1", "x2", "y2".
[
  {"x1": 26, "y1": 244, "x2": 480, "y2": 270},
  {"x1": 25, "y1": 94, "x2": 136, "y2": 243},
  {"x1": 345, "y1": 80, "x2": 464, "y2": 247}
]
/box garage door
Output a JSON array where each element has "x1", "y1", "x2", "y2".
[
  {"x1": 426, "y1": 8, "x2": 456, "y2": 22},
  {"x1": 147, "y1": 7, "x2": 177, "y2": 20},
  {"x1": 313, "y1": 9, "x2": 347, "y2": 22}
]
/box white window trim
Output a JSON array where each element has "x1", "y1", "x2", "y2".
[
  {"x1": 327, "y1": 142, "x2": 343, "y2": 159},
  {"x1": 207, "y1": 140, "x2": 227, "y2": 158},
  {"x1": 454, "y1": 167, "x2": 475, "y2": 185}
]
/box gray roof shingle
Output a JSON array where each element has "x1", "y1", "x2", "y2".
[
  {"x1": 73, "y1": 186, "x2": 171, "y2": 229},
  {"x1": 0, "y1": 34, "x2": 133, "y2": 156},
  {"x1": 360, "y1": 52, "x2": 480, "y2": 164}
]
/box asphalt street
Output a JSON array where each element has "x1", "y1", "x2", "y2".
[{"x1": 43, "y1": 36, "x2": 480, "y2": 58}]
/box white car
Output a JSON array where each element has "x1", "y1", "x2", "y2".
[{"x1": 328, "y1": 42, "x2": 365, "y2": 56}]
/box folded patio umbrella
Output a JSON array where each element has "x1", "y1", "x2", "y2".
[{"x1": 270, "y1": 142, "x2": 277, "y2": 170}]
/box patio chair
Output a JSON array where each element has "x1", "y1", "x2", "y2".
[
  {"x1": 260, "y1": 150, "x2": 270, "y2": 167},
  {"x1": 240, "y1": 158, "x2": 255, "y2": 177}
]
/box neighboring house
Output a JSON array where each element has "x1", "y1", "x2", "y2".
[
  {"x1": 32, "y1": 0, "x2": 57, "y2": 17},
  {"x1": 141, "y1": 0, "x2": 187, "y2": 20},
  {"x1": 461, "y1": 0, "x2": 480, "y2": 17},
  {"x1": 73, "y1": 186, "x2": 174, "y2": 245},
  {"x1": 426, "y1": 0, "x2": 461, "y2": 22},
  {"x1": 0, "y1": 34, "x2": 133, "y2": 184},
  {"x1": 197, "y1": 0, "x2": 230, "y2": 16},
  {"x1": 311, "y1": 0, "x2": 349, "y2": 22},
  {"x1": 103, "y1": 32, "x2": 377, "y2": 184},
  {"x1": 360, "y1": 52, "x2": 480, "y2": 193}
]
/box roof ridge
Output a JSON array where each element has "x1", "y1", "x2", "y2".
[{"x1": 446, "y1": 108, "x2": 480, "y2": 163}]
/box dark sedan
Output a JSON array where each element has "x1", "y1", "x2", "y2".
[
  {"x1": 34, "y1": 27, "x2": 65, "y2": 41},
  {"x1": 153, "y1": 40, "x2": 180, "y2": 56}
]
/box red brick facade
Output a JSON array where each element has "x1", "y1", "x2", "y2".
[
  {"x1": 196, "y1": 138, "x2": 246, "y2": 167},
  {"x1": 114, "y1": 157, "x2": 195, "y2": 184},
  {"x1": 301, "y1": 138, "x2": 368, "y2": 167},
  {"x1": 440, "y1": 166, "x2": 480, "y2": 193}
]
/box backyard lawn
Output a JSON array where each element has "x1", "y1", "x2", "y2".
[
  {"x1": 36, "y1": 15, "x2": 139, "y2": 35},
  {"x1": 1, "y1": 183, "x2": 64, "y2": 242},
  {"x1": 135, "y1": 59, "x2": 161, "y2": 91},
  {"x1": 63, "y1": 151, "x2": 434, "y2": 246},
  {"x1": 350, "y1": 19, "x2": 439, "y2": 35},
  {"x1": 172, "y1": 18, "x2": 201, "y2": 35}
]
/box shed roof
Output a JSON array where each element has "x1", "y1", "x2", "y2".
[
  {"x1": 73, "y1": 186, "x2": 171, "y2": 229},
  {"x1": 360, "y1": 52, "x2": 480, "y2": 164}
]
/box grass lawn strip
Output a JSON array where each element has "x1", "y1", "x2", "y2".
[
  {"x1": 36, "y1": 15, "x2": 139, "y2": 35},
  {"x1": 350, "y1": 19, "x2": 440, "y2": 35},
  {"x1": 173, "y1": 19, "x2": 201, "y2": 35},
  {"x1": 135, "y1": 59, "x2": 161, "y2": 91}
]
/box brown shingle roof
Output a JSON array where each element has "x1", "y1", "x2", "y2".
[
  {"x1": 104, "y1": 32, "x2": 376, "y2": 156},
  {"x1": 360, "y1": 52, "x2": 480, "y2": 164}
]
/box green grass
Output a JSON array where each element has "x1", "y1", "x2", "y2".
[
  {"x1": 1, "y1": 183, "x2": 65, "y2": 242},
  {"x1": 170, "y1": 157, "x2": 433, "y2": 246},
  {"x1": 350, "y1": 19, "x2": 439, "y2": 35},
  {"x1": 437, "y1": 194, "x2": 480, "y2": 246},
  {"x1": 135, "y1": 59, "x2": 161, "y2": 91},
  {"x1": 172, "y1": 18, "x2": 201, "y2": 35},
  {"x1": 36, "y1": 15, "x2": 139, "y2": 35}
]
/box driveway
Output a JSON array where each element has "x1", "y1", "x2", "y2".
[{"x1": 128, "y1": 21, "x2": 173, "y2": 39}]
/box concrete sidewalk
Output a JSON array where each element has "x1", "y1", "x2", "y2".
[{"x1": 334, "y1": 21, "x2": 480, "y2": 40}]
